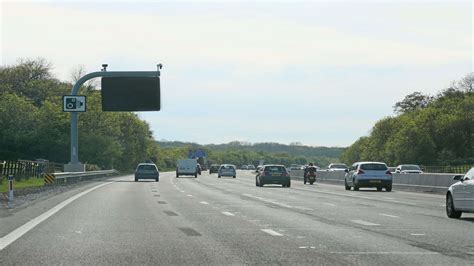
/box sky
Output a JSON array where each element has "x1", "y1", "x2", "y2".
[{"x1": 1, "y1": 0, "x2": 472, "y2": 147}]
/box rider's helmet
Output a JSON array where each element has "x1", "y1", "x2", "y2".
[{"x1": 309, "y1": 163, "x2": 314, "y2": 166}]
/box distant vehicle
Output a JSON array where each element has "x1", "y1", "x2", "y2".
[
  {"x1": 256, "y1": 165, "x2": 291, "y2": 187},
  {"x1": 241, "y1": 165, "x2": 249, "y2": 170},
  {"x1": 446, "y1": 167, "x2": 474, "y2": 218},
  {"x1": 327, "y1": 163, "x2": 348, "y2": 171},
  {"x1": 135, "y1": 163, "x2": 159, "y2": 182},
  {"x1": 176, "y1": 159, "x2": 198, "y2": 178},
  {"x1": 247, "y1": 165, "x2": 256, "y2": 170},
  {"x1": 209, "y1": 164, "x2": 220, "y2": 174},
  {"x1": 289, "y1": 164, "x2": 301, "y2": 170},
  {"x1": 395, "y1": 164, "x2": 424, "y2": 174},
  {"x1": 218, "y1": 164, "x2": 236, "y2": 178},
  {"x1": 388, "y1": 167, "x2": 397, "y2": 173},
  {"x1": 344, "y1": 162, "x2": 392, "y2": 192},
  {"x1": 196, "y1": 164, "x2": 202, "y2": 175}
]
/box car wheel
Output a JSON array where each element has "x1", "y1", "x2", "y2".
[
  {"x1": 233, "y1": 175, "x2": 236, "y2": 178},
  {"x1": 218, "y1": 175, "x2": 221, "y2": 178},
  {"x1": 344, "y1": 180, "x2": 351, "y2": 190},
  {"x1": 309, "y1": 180, "x2": 314, "y2": 185},
  {"x1": 195, "y1": 173, "x2": 198, "y2": 178},
  {"x1": 134, "y1": 178, "x2": 138, "y2": 182},
  {"x1": 353, "y1": 179, "x2": 359, "y2": 191},
  {"x1": 176, "y1": 173, "x2": 179, "y2": 178},
  {"x1": 446, "y1": 193, "x2": 462, "y2": 218},
  {"x1": 256, "y1": 178, "x2": 258, "y2": 186},
  {"x1": 385, "y1": 185, "x2": 392, "y2": 192},
  {"x1": 287, "y1": 181, "x2": 291, "y2": 188},
  {"x1": 156, "y1": 178, "x2": 159, "y2": 182},
  {"x1": 259, "y1": 181, "x2": 264, "y2": 187},
  {"x1": 377, "y1": 187, "x2": 382, "y2": 191}
]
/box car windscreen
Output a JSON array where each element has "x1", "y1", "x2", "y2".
[
  {"x1": 360, "y1": 164, "x2": 387, "y2": 171},
  {"x1": 402, "y1": 165, "x2": 421, "y2": 170},
  {"x1": 264, "y1": 166, "x2": 286, "y2": 172},
  {"x1": 138, "y1": 165, "x2": 156, "y2": 171}
]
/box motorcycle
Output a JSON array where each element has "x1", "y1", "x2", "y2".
[{"x1": 304, "y1": 168, "x2": 317, "y2": 185}]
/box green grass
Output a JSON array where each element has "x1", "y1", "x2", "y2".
[{"x1": 0, "y1": 177, "x2": 44, "y2": 193}]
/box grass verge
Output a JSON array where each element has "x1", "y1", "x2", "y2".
[{"x1": 0, "y1": 177, "x2": 44, "y2": 193}]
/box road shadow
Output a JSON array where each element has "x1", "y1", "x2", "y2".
[{"x1": 112, "y1": 180, "x2": 158, "y2": 183}]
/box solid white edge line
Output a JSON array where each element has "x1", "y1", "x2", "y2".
[
  {"x1": 0, "y1": 181, "x2": 112, "y2": 251},
  {"x1": 261, "y1": 229, "x2": 283, "y2": 236}
]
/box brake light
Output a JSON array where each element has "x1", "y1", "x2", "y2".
[
  {"x1": 357, "y1": 169, "x2": 365, "y2": 175},
  {"x1": 283, "y1": 172, "x2": 289, "y2": 176},
  {"x1": 385, "y1": 170, "x2": 392, "y2": 175}
]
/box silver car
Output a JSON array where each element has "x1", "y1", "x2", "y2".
[
  {"x1": 135, "y1": 163, "x2": 159, "y2": 182},
  {"x1": 446, "y1": 167, "x2": 474, "y2": 218},
  {"x1": 344, "y1": 162, "x2": 392, "y2": 191},
  {"x1": 218, "y1": 164, "x2": 236, "y2": 178},
  {"x1": 395, "y1": 164, "x2": 424, "y2": 174},
  {"x1": 327, "y1": 163, "x2": 348, "y2": 172}
]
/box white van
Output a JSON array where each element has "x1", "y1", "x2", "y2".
[{"x1": 176, "y1": 159, "x2": 198, "y2": 178}]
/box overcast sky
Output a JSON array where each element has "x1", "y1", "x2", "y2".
[{"x1": 1, "y1": 0, "x2": 472, "y2": 147}]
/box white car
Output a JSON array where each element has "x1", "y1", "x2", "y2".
[
  {"x1": 176, "y1": 159, "x2": 198, "y2": 178},
  {"x1": 395, "y1": 164, "x2": 424, "y2": 174},
  {"x1": 446, "y1": 167, "x2": 474, "y2": 218},
  {"x1": 344, "y1": 162, "x2": 392, "y2": 192},
  {"x1": 327, "y1": 163, "x2": 348, "y2": 172}
]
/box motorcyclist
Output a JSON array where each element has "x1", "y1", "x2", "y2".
[{"x1": 304, "y1": 163, "x2": 318, "y2": 184}]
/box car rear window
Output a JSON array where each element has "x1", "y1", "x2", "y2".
[
  {"x1": 221, "y1": 165, "x2": 235, "y2": 169},
  {"x1": 138, "y1": 165, "x2": 156, "y2": 171},
  {"x1": 402, "y1": 165, "x2": 421, "y2": 170},
  {"x1": 264, "y1": 166, "x2": 286, "y2": 172},
  {"x1": 360, "y1": 164, "x2": 387, "y2": 171}
]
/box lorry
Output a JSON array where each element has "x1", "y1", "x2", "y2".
[{"x1": 176, "y1": 159, "x2": 198, "y2": 178}]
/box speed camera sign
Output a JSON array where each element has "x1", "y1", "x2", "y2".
[{"x1": 63, "y1": 95, "x2": 86, "y2": 112}]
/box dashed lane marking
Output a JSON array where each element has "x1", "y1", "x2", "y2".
[
  {"x1": 379, "y1": 213, "x2": 399, "y2": 218},
  {"x1": 222, "y1": 211, "x2": 235, "y2": 216},
  {"x1": 261, "y1": 229, "x2": 283, "y2": 236},
  {"x1": 200, "y1": 201, "x2": 209, "y2": 205},
  {"x1": 351, "y1": 220, "x2": 380, "y2": 226}
]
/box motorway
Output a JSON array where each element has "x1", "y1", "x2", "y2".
[{"x1": 1, "y1": 171, "x2": 473, "y2": 265}]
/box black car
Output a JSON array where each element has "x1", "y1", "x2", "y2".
[{"x1": 209, "y1": 164, "x2": 220, "y2": 174}]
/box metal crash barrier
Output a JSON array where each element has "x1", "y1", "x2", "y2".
[{"x1": 44, "y1": 170, "x2": 119, "y2": 185}]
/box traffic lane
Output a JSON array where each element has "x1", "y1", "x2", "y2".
[
  {"x1": 173, "y1": 172, "x2": 473, "y2": 264},
  {"x1": 1, "y1": 174, "x2": 247, "y2": 264},
  {"x1": 0, "y1": 175, "x2": 128, "y2": 238},
  {"x1": 206, "y1": 171, "x2": 474, "y2": 249},
  {"x1": 236, "y1": 170, "x2": 448, "y2": 210},
  {"x1": 164, "y1": 172, "x2": 352, "y2": 265},
  {"x1": 1, "y1": 173, "x2": 346, "y2": 265}
]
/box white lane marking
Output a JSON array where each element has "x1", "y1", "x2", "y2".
[
  {"x1": 323, "y1": 203, "x2": 336, "y2": 207},
  {"x1": 328, "y1": 251, "x2": 437, "y2": 255},
  {"x1": 440, "y1": 204, "x2": 446, "y2": 207},
  {"x1": 179, "y1": 190, "x2": 185, "y2": 193},
  {"x1": 200, "y1": 201, "x2": 209, "y2": 205},
  {"x1": 261, "y1": 229, "x2": 283, "y2": 236},
  {"x1": 0, "y1": 181, "x2": 112, "y2": 251},
  {"x1": 187, "y1": 194, "x2": 193, "y2": 197},
  {"x1": 410, "y1": 233, "x2": 425, "y2": 236},
  {"x1": 351, "y1": 219, "x2": 380, "y2": 226},
  {"x1": 299, "y1": 246, "x2": 308, "y2": 249},
  {"x1": 221, "y1": 211, "x2": 235, "y2": 216},
  {"x1": 294, "y1": 206, "x2": 314, "y2": 211},
  {"x1": 379, "y1": 213, "x2": 399, "y2": 218}
]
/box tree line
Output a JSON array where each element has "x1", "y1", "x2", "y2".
[{"x1": 341, "y1": 73, "x2": 474, "y2": 167}]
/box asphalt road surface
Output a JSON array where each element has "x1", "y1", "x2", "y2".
[{"x1": 1, "y1": 171, "x2": 473, "y2": 265}]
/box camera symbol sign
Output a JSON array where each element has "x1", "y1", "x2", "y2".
[{"x1": 63, "y1": 95, "x2": 87, "y2": 112}]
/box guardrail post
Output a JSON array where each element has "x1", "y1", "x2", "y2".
[{"x1": 8, "y1": 175, "x2": 14, "y2": 208}]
